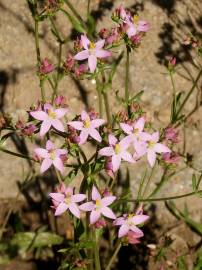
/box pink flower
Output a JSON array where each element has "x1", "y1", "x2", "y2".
[
  {"x1": 49, "y1": 186, "x2": 86, "y2": 218},
  {"x1": 164, "y1": 127, "x2": 179, "y2": 143},
  {"x1": 30, "y1": 104, "x2": 68, "y2": 136},
  {"x1": 146, "y1": 132, "x2": 171, "y2": 167},
  {"x1": 34, "y1": 140, "x2": 67, "y2": 173},
  {"x1": 124, "y1": 15, "x2": 150, "y2": 38},
  {"x1": 99, "y1": 134, "x2": 134, "y2": 172},
  {"x1": 93, "y1": 219, "x2": 107, "y2": 229},
  {"x1": 22, "y1": 124, "x2": 36, "y2": 136},
  {"x1": 54, "y1": 95, "x2": 67, "y2": 107},
  {"x1": 74, "y1": 35, "x2": 111, "y2": 72},
  {"x1": 120, "y1": 117, "x2": 150, "y2": 158},
  {"x1": 113, "y1": 213, "x2": 149, "y2": 238},
  {"x1": 68, "y1": 110, "x2": 105, "y2": 145},
  {"x1": 162, "y1": 152, "x2": 180, "y2": 164},
  {"x1": 40, "y1": 58, "x2": 54, "y2": 74},
  {"x1": 79, "y1": 186, "x2": 116, "y2": 224},
  {"x1": 127, "y1": 230, "x2": 143, "y2": 244}
]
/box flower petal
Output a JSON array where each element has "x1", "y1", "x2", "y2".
[
  {"x1": 98, "y1": 147, "x2": 114, "y2": 157},
  {"x1": 101, "y1": 206, "x2": 116, "y2": 219},
  {"x1": 34, "y1": 148, "x2": 48, "y2": 158},
  {"x1": 101, "y1": 196, "x2": 116, "y2": 207},
  {"x1": 119, "y1": 136, "x2": 132, "y2": 150},
  {"x1": 130, "y1": 225, "x2": 144, "y2": 235},
  {"x1": 55, "y1": 108, "x2": 68, "y2": 118},
  {"x1": 68, "y1": 121, "x2": 83, "y2": 130},
  {"x1": 134, "y1": 117, "x2": 145, "y2": 132},
  {"x1": 30, "y1": 111, "x2": 47, "y2": 121},
  {"x1": 118, "y1": 224, "x2": 129, "y2": 238},
  {"x1": 79, "y1": 202, "x2": 95, "y2": 211},
  {"x1": 41, "y1": 158, "x2": 52, "y2": 173},
  {"x1": 55, "y1": 202, "x2": 68, "y2": 216},
  {"x1": 95, "y1": 49, "x2": 111, "y2": 58},
  {"x1": 151, "y1": 132, "x2": 159, "y2": 143},
  {"x1": 89, "y1": 128, "x2": 102, "y2": 142},
  {"x1": 81, "y1": 110, "x2": 89, "y2": 121},
  {"x1": 91, "y1": 119, "x2": 105, "y2": 128},
  {"x1": 112, "y1": 155, "x2": 121, "y2": 172},
  {"x1": 46, "y1": 140, "x2": 54, "y2": 151},
  {"x1": 120, "y1": 123, "x2": 133, "y2": 135},
  {"x1": 49, "y1": 192, "x2": 65, "y2": 202},
  {"x1": 55, "y1": 149, "x2": 68, "y2": 156},
  {"x1": 72, "y1": 194, "x2": 86, "y2": 203},
  {"x1": 69, "y1": 202, "x2": 81, "y2": 218},
  {"x1": 90, "y1": 210, "x2": 100, "y2": 224},
  {"x1": 79, "y1": 129, "x2": 89, "y2": 144},
  {"x1": 147, "y1": 150, "x2": 156, "y2": 167},
  {"x1": 109, "y1": 134, "x2": 117, "y2": 146},
  {"x1": 51, "y1": 119, "x2": 65, "y2": 132},
  {"x1": 40, "y1": 120, "x2": 51, "y2": 136},
  {"x1": 92, "y1": 186, "x2": 101, "y2": 201},
  {"x1": 113, "y1": 217, "x2": 125, "y2": 226},
  {"x1": 95, "y1": 39, "x2": 105, "y2": 49},
  {"x1": 88, "y1": 55, "x2": 97, "y2": 72},
  {"x1": 74, "y1": 49, "x2": 89, "y2": 60},
  {"x1": 154, "y1": 143, "x2": 171, "y2": 153},
  {"x1": 120, "y1": 151, "x2": 134, "y2": 163},
  {"x1": 81, "y1": 35, "x2": 90, "y2": 49},
  {"x1": 53, "y1": 157, "x2": 64, "y2": 173},
  {"x1": 131, "y1": 215, "x2": 149, "y2": 225}
]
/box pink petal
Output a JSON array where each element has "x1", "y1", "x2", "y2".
[
  {"x1": 55, "y1": 108, "x2": 68, "y2": 118},
  {"x1": 127, "y1": 25, "x2": 137, "y2": 37},
  {"x1": 147, "y1": 150, "x2": 156, "y2": 167},
  {"x1": 55, "y1": 202, "x2": 68, "y2": 216},
  {"x1": 112, "y1": 154, "x2": 121, "y2": 172},
  {"x1": 109, "y1": 134, "x2": 117, "y2": 146},
  {"x1": 49, "y1": 192, "x2": 65, "y2": 202},
  {"x1": 90, "y1": 210, "x2": 100, "y2": 224},
  {"x1": 120, "y1": 123, "x2": 133, "y2": 135},
  {"x1": 134, "y1": 141, "x2": 147, "y2": 157},
  {"x1": 120, "y1": 151, "x2": 134, "y2": 163},
  {"x1": 89, "y1": 128, "x2": 102, "y2": 142},
  {"x1": 98, "y1": 147, "x2": 114, "y2": 157},
  {"x1": 101, "y1": 206, "x2": 116, "y2": 219},
  {"x1": 68, "y1": 121, "x2": 83, "y2": 130},
  {"x1": 72, "y1": 194, "x2": 86, "y2": 203},
  {"x1": 69, "y1": 202, "x2": 81, "y2": 218},
  {"x1": 113, "y1": 217, "x2": 125, "y2": 226},
  {"x1": 140, "y1": 132, "x2": 151, "y2": 141},
  {"x1": 88, "y1": 55, "x2": 97, "y2": 72},
  {"x1": 34, "y1": 148, "x2": 48, "y2": 158},
  {"x1": 92, "y1": 186, "x2": 101, "y2": 201},
  {"x1": 138, "y1": 21, "x2": 150, "y2": 32},
  {"x1": 130, "y1": 225, "x2": 144, "y2": 235},
  {"x1": 79, "y1": 129, "x2": 89, "y2": 144},
  {"x1": 95, "y1": 39, "x2": 105, "y2": 49},
  {"x1": 101, "y1": 196, "x2": 116, "y2": 206},
  {"x1": 79, "y1": 202, "x2": 95, "y2": 211},
  {"x1": 134, "y1": 117, "x2": 145, "y2": 132},
  {"x1": 53, "y1": 157, "x2": 64, "y2": 173},
  {"x1": 51, "y1": 119, "x2": 65, "y2": 132},
  {"x1": 44, "y1": 103, "x2": 52, "y2": 111},
  {"x1": 131, "y1": 215, "x2": 149, "y2": 225},
  {"x1": 40, "y1": 158, "x2": 52, "y2": 173},
  {"x1": 64, "y1": 187, "x2": 73, "y2": 196},
  {"x1": 81, "y1": 110, "x2": 89, "y2": 121},
  {"x1": 55, "y1": 149, "x2": 67, "y2": 156},
  {"x1": 30, "y1": 111, "x2": 47, "y2": 121},
  {"x1": 74, "y1": 49, "x2": 89, "y2": 60},
  {"x1": 154, "y1": 143, "x2": 171, "y2": 153},
  {"x1": 119, "y1": 136, "x2": 131, "y2": 150},
  {"x1": 118, "y1": 224, "x2": 129, "y2": 238},
  {"x1": 91, "y1": 119, "x2": 105, "y2": 128},
  {"x1": 46, "y1": 140, "x2": 54, "y2": 151},
  {"x1": 95, "y1": 49, "x2": 111, "y2": 58},
  {"x1": 40, "y1": 120, "x2": 51, "y2": 136},
  {"x1": 81, "y1": 35, "x2": 90, "y2": 49},
  {"x1": 151, "y1": 132, "x2": 159, "y2": 143}
]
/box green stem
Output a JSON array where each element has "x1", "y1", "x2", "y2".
[
  {"x1": 94, "y1": 232, "x2": 101, "y2": 270},
  {"x1": 106, "y1": 241, "x2": 122, "y2": 270},
  {"x1": 175, "y1": 68, "x2": 202, "y2": 119},
  {"x1": 87, "y1": 0, "x2": 91, "y2": 18},
  {"x1": 103, "y1": 92, "x2": 111, "y2": 124},
  {"x1": 142, "y1": 166, "x2": 155, "y2": 198},
  {"x1": 0, "y1": 147, "x2": 36, "y2": 161},
  {"x1": 64, "y1": 0, "x2": 86, "y2": 28},
  {"x1": 125, "y1": 47, "x2": 130, "y2": 111},
  {"x1": 148, "y1": 168, "x2": 168, "y2": 199},
  {"x1": 96, "y1": 79, "x2": 103, "y2": 118},
  {"x1": 55, "y1": 168, "x2": 63, "y2": 183},
  {"x1": 40, "y1": 78, "x2": 45, "y2": 102}
]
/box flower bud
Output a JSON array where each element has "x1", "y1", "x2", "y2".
[{"x1": 40, "y1": 58, "x2": 54, "y2": 74}]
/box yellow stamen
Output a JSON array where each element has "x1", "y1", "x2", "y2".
[
  {"x1": 65, "y1": 197, "x2": 71, "y2": 204},
  {"x1": 133, "y1": 128, "x2": 139, "y2": 134},
  {"x1": 89, "y1": 42, "x2": 95, "y2": 49},
  {"x1": 133, "y1": 15, "x2": 139, "y2": 24},
  {"x1": 50, "y1": 151, "x2": 56, "y2": 160},
  {"x1": 83, "y1": 119, "x2": 91, "y2": 128},
  {"x1": 48, "y1": 109, "x2": 57, "y2": 119},
  {"x1": 115, "y1": 144, "x2": 121, "y2": 154},
  {"x1": 148, "y1": 141, "x2": 155, "y2": 148}
]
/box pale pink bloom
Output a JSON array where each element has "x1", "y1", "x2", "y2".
[
  {"x1": 93, "y1": 219, "x2": 107, "y2": 229},
  {"x1": 162, "y1": 152, "x2": 180, "y2": 164},
  {"x1": 30, "y1": 104, "x2": 68, "y2": 136},
  {"x1": 146, "y1": 132, "x2": 171, "y2": 167},
  {"x1": 54, "y1": 95, "x2": 67, "y2": 107},
  {"x1": 74, "y1": 35, "x2": 111, "y2": 72},
  {"x1": 79, "y1": 186, "x2": 116, "y2": 224},
  {"x1": 120, "y1": 117, "x2": 150, "y2": 157},
  {"x1": 34, "y1": 140, "x2": 67, "y2": 173},
  {"x1": 49, "y1": 186, "x2": 86, "y2": 218},
  {"x1": 124, "y1": 16, "x2": 149, "y2": 38},
  {"x1": 113, "y1": 213, "x2": 149, "y2": 238},
  {"x1": 99, "y1": 134, "x2": 134, "y2": 172},
  {"x1": 164, "y1": 127, "x2": 178, "y2": 143},
  {"x1": 40, "y1": 58, "x2": 54, "y2": 74},
  {"x1": 127, "y1": 230, "x2": 143, "y2": 244},
  {"x1": 68, "y1": 110, "x2": 105, "y2": 145}
]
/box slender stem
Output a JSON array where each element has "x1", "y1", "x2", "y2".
[
  {"x1": 87, "y1": 0, "x2": 91, "y2": 18},
  {"x1": 148, "y1": 168, "x2": 168, "y2": 198},
  {"x1": 125, "y1": 47, "x2": 130, "y2": 109},
  {"x1": 142, "y1": 166, "x2": 155, "y2": 198},
  {"x1": 55, "y1": 168, "x2": 63, "y2": 183},
  {"x1": 106, "y1": 241, "x2": 122, "y2": 270},
  {"x1": 96, "y1": 79, "x2": 103, "y2": 118},
  {"x1": 40, "y1": 78, "x2": 45, "y2": 102},
  {"x1": 94, "y1": 231, "x2": 101, "y2": 270},
  {"x1": 170, "y1": 71, "x2": 176, "y2": 96},
  {"x1": 0, "y1": 147, "x2": 36, "y2": 161},
  {"x1": 175, "y1": 68, "x2": 202, "y2": 119},
  {"x1": 64, "y1": 0, "x2": 86, "y2": 28}
]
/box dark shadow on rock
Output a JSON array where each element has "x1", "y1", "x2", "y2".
[
  {"x1": 151, "y1": 0, "x2": 176, "y2": 14},
  {"x1": 0, "y1": 71, "x2": 9, "y2": 112}
]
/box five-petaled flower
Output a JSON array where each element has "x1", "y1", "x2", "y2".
[
  {"x1": 113, "y1": 213, "x2": 149, "y2": 238},
  {"x1": 146, "y1": 132, "x2": 171, "y2": 167},
  {"x1": 98, "y1": 134, "x2": 134, "y2": 172},
  {"x1": 34, "y1": 140, "x2": 67, "y2": 173},
  {"x1": 68, "y1": 110, "x2": 105, "y2": 145},
  {"x1": 74, "y1": 35, "x2": 111, "y2": 72},
  {"x1": 30, "y1": 103, "x2": 68, "y2": 136},
  {"x1": 49, "y1": 185, "x2": 86, "y2": 218},
  {"x1": 79, "y1": 186, "x2": 116, "y2": 224}
]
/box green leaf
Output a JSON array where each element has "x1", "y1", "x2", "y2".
[
  {"x1": 60, "y1": 9, "x2": 85, "y2": 33},
  {"x1": 108, "y1": 51, "x2": 124, "y2": 85},
  {"x1": 176, "y1": 256, "x2": 188, "y2": 270},
  {"x1": 192, "y1": 174, "x2": 197, "y2": 191},
  {"x1": 87, "y1": 15, "x2": 95, "y2": 36}
]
